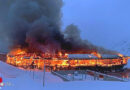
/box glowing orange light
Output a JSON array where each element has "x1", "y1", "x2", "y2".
[{"x1": 6, "y1": 49, "x2": 128, "y2": 70}]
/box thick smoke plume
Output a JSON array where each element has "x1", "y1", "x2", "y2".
[
  {"x1": 0, "y1": 0, "x2": 63, "y2": 53},
  {"x1": 0, "y1": 0, "x2": 117, "y2": 55},
  {"x1": 64, "y1": 24, "x2": 117, "y2": 54}
]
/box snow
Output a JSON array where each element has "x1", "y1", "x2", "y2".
[
  {"x1": 0, "y1": 61, "x2": 62, "y2": 90},
  {"x1": 0, "y1": 62, "x2": 24, "y2": 78},
  {"x1": 0, "y1": 61, "x2": 130, "y2": 90}
]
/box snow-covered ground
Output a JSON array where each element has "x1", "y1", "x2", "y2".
[
  {"x1": 0, "y1": 61, "x2": 63, "y2": 90},
  {"x1": 0, "y1": 61, "x2": 130, "y2": 90}
]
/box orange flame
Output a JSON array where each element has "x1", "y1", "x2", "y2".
[
  {"x1": 9, "y1": 48, "x2": 26, "y2": 55},
  {"x1": 118, "y1": 53, "x2": 124, "y2": 57},
  {"x1": 6, "y1": 49, "x2": 128, "y2": 70},
  {"x1": 91, "y1": 52, "x2": 102, "y2": 58}
]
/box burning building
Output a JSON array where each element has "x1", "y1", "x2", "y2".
[
  {"x1": 6, "y1": 49, "x2": 129, "y2": 71},
  {"x1": 0, "y1": 0, "x2": 129, "y2": 71}
]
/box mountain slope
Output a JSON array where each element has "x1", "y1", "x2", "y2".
[
  {"x1": 112, "y1": 40, "x2": 130, "y2": 56},
  {"x1": 111, "y1": 40, "x2": 130, "y2": 67}
]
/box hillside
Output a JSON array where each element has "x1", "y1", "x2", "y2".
[
  {"x1": 112, "y1": 40, "x2": 130, "y2": 56},
  {"x1": 111, "y1": 40, "x2": 130, "y2": 67}
]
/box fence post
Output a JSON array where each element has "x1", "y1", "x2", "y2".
[{"x1": 94, "y1": 71, "x2": 97, "y2": 80}]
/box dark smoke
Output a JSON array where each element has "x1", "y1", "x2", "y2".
[
  {"x1": 63, "y1": 24, "x2": 118, "y2": 54},
  {"x1": 63, "y1": 24, "x2": 96, "y2": 53},
  {"x1": 0, "y1": 0, "x2": 63, "y2": 53},
  {"x1": 0, "y1": 0, "x2": 118, "y2": 55}
]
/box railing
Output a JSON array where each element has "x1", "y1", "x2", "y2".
[{"x1": 51, "y1": 70, "x2": 130, "y2": 82}]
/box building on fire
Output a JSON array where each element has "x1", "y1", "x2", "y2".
[{"x1": 6, "y1": 51, "x2": 129, "y2": 72}]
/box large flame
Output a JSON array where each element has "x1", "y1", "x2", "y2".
[{"x1": 6, "y1": 48, "x2": 128, "y2": 70}]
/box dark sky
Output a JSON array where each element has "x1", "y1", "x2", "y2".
[{"x1": 62, "y1": 0, "x2": 130, "y2": 49}]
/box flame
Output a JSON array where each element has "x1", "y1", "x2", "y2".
[
  {"x1": 9, "y1": 48, "x2": 26, "y2": 55},
  {"x1": 91, "y1": 52, "x2": 102, "y2": 58},
  {"x1": 118, "y1": 53, "x2": 124, "y2": 57},
  {"x1": 6, "y1": 49, "x2": 128, "y2": 70}
]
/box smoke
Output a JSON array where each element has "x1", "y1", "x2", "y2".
[
  {"x1": 63, "y1": 24, "x2": 95, "y2": 52},
  {"x1": 0, "y1": 0, "x2": 63, "y2": 53},
  {"x1": 0, "y1": 0, "x2": 117, "y2": 54},
  {"x1": 64, "y1": 24, "x2": 118, "y2": 54}
]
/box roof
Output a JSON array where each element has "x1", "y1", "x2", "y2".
[
  {"x1": 101, "y1": 54, "x2": 120, "y2": 59},
  {"x1": 68, "y1": 54, "x2": 98, "y2": 59},
  {"x1": 68, "y1": 54, "x2": 121, "y2": 59}
]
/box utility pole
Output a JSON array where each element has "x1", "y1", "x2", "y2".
[{"x1": 43, "y1": 60, "x2": 46, "y2": 87}]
